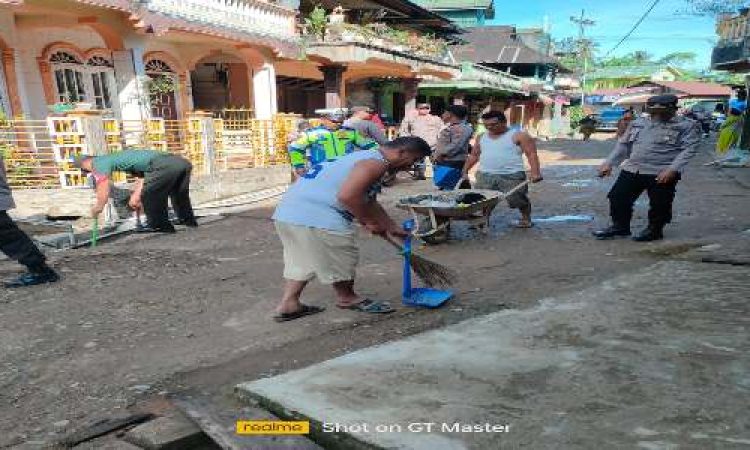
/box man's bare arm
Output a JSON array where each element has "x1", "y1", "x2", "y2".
[
  {"x1": 515, "y1": 132, "x2": 542, "y2": 181},
  {"x1": 337, "y1": 160, "x2": 399, "y2": 236},
  {"x1": 462, "y1": 133, "x2": 482, "y2": 177},
  {"x1": 91, "y1": 178, "x2": 111, "y2": 217}
]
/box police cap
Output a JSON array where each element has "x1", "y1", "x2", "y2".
[
  {"x1": 315, "y1": 108, "x2": 348, "y2": 122},
  {"x1": 646, "y1": 94, "x2": 679, "y2": 110}
]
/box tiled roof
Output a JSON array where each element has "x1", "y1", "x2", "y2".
[{"x1": 648, "y1": 81, "x2": 732, "y2": 97}]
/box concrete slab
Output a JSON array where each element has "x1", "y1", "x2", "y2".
[
  {"x1": 122, "y1": 411, "x2": 215, "y2": 450},
  {"x1": 238, "y1": 261, "x2": 750, "y2": 450},
  {"x1": 74, "y1": 436, "x2": 144, "y2": 449},
  {"x1": 172, "y1": 393, "x2": 323, "y2": 449}
]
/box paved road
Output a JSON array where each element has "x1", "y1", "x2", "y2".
[{"x1": 1, "y1": 135, "x2": 748, "y2": 448}]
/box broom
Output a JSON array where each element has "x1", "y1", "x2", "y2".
[{"x1": 385, "y1": 234, "x2": 457, "y2": 287}]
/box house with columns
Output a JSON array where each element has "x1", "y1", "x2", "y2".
[
  {"x1": 0, "y1": 0, "x2": 297, "y2": 122},
  {"x1": 0, "y1": 0, "x2": 528, "y2": 123},
  {"x1": 0, "y1": 0, "x2": 531, "y2": 193}
]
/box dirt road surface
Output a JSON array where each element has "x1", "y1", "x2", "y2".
[{"x1": 1, "y1": 135, "x2": 748, "y2": 448}]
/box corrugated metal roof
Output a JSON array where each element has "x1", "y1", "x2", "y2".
[
  {"x1": 411, "y1": 0, "x2": 493, "y2": 10},
  {"x1": 451, "y1": 26, "x2": 559, "y2": 65}
]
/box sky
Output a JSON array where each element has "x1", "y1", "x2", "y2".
[{"x1": 488, "y1": 0, "x2": 720, "y2": 69}]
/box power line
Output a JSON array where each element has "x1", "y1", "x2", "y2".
[
  {"x1": 604, "y1": 0, "x2": 662, "y2": 57},
  {"x1": 570, "y1": 9, "x2": 595, "y2": 105}
]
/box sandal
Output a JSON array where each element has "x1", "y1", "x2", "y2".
[
  {"x1": 337, "y1": 298, "x2": 395, "y2": 314},
  {"x1": 273, "y1": 304, "x2": 326, "y2": 322},
  {"x1": 514, "y1": 220, "x2": 534, "y2": 229}
]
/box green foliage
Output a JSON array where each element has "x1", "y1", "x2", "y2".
[
  {"x1": 388, "y1": 29, "x2": 410, "y2": 46},
  {"x1": 1, "y1": 144, "x2": 11, "y2": 160},
  {"x1": 658, "y1": 51, "x2": 697, "y2": 67},
  {"x1": 567, "y1": 106, "x2": 585, "y2": 128},
  {"x1": 683, "y1": 0, "x2": 747, "y2": 16},
  {"x1": 146, "y1": 75, "x2": 176, "y2": 97},
  {"x1": 598, "y1": 51, "x2": 654, "y2": 67},
  {"x1": 304, "y1": 5, "x2": 328, "y2": 40}
]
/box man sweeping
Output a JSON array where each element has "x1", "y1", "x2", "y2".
[
  {"x1": 272, "y1": 136, "x2": 432, "y2": 322},
  {"x1": 75, "y1": 149, "x2": 197, "y2": 233},
  {"x1": 0, "y1": 156, "x2": 59, "y2": 287}
]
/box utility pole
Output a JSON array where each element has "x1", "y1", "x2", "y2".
[{"x1": 570, "y1": 9, "x2": 595, "y2": 107}]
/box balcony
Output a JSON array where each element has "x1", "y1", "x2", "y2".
[
  {"x1": 712, "y1": 38, "x2": 750, "y2": 71},
  {"x1": 417, "y1": 63, "x2": 528, "y2": 95},
  {"x1": 301, "y1": 17, "x2": 452, "y2": 64},
  {"x1": 712, "y1": 9, "x2": 750, "y2": 71},
  {"x1": 141, "y1": 0, "x2": 298, "y2": 40}
]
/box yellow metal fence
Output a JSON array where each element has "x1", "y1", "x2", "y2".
[
  {"x1": 1, "y1": 114, "x2": 300, "y2": 189},
  {"x1": 0, "y1": 120, "x2": 59, "y2": 189}
]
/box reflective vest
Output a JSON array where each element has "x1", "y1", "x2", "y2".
[{"x1": 288, "y1": 126, "x2": 377, "y2": 168}]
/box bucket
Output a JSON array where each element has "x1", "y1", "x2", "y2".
[{"x1": 433, "y1": 165, "x2": 461, "y2": 190}]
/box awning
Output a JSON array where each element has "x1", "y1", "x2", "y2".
[{"x1": 613, "y1": 93, "x2": 653, "y2": 106}]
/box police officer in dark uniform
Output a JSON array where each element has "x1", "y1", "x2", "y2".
[
  {"x1": 0, "y1": 157, "x2": 59, "y2": 287},
  {"x1": 594, "y1": 94, "x2": 701, "y2": 242}
]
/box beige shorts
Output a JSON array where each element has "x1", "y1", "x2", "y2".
[{"x1": 275, "y1": 222, "x2": 359, "y2": 284}]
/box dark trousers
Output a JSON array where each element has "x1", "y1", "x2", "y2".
[
  {"x1": 608, "y1": 170, "x2": 679, "y2": 231},
  {"x1": 0, "y1": 211, "x2": 47, "y2": 271},
  {"x1": 142, "y1": 155, "x2": 196, "y2": 229}
]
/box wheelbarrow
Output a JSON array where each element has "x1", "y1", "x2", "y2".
[{"x1": 396, "y1": 179, "x2": 530, "y2": 245}]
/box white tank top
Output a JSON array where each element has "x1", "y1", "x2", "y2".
[{"x1": 478, "y1": 130, "x2": 525, "y2": 175}]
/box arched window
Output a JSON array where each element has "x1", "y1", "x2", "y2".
[
  {"x1": 87, "y1": 55, "x2": 114, "y2": 110},
  {"x1": 50, "y1": 51, "x2": 86, "y2": 103},
  {"x1": 145, "y1": 59, "x2": 174, "y2": 75},
  {"x1": 145, "y1": 59, "x2": 178, "y2": 120}
]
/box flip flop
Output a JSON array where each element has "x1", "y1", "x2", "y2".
[
  {"x1": 514, "y1": 221, "x2": 534, "y2": 229},
  {"x1": 273, "y1": 304, "x2": 326, "y2": 322},
  {"x1": 337, "y1": 298, "x2": 395, "y2": 314}
]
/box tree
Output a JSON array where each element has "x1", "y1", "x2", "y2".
[
  {"x1": 598, "y1": 51, "x2": 654, "y2": 67},
  {"x1": 683, "y1": 0, "x2": 747, "y2": 16},
  {"x1": 658, "y1": 51, "x2": 697, "y2": 67},
  {"x1": 554, "y1": 37, "x2": 598, "y2": 71}
]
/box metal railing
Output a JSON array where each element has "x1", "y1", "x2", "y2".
[
  {"x1": 0, "y1": 120, "x2": 59, "y2": 189},
  {"x1": 144, "y1": 0, "x2": 297, "y2": 39},
  {"x1": 1, "y1": 114, "x2": 300, "y2": 189}
]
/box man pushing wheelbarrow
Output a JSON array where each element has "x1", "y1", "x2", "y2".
[{"x1": 462, "y1": 110, "x2": 543, "y2": 228}]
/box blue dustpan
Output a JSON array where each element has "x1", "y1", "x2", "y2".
[{"x1": 401, "y1": 220, "x2": 454, "y2": 308}]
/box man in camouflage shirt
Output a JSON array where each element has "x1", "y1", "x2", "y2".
[{"x1": 433, "y1": 105, "x2": 473, "y2": 189}]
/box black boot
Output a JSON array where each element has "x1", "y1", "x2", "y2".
[
  {"x1": 4, "y1": 266, "x2": 59, "y2": 288},
  {"x1": 632, "y1": 226, "x2": 664, "y2": 242},
  {"x1": 173, "y1": 218, "x2": 199, "y2": 227},
  {"x1": 592, "y1": 225, "x2": 631, "y2": 240},
  {"x1": 136, "y1": 224, "x2": 176, "y2": 233}
]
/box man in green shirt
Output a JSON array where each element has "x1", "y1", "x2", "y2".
[{"x1": 75, "y1": 150, "x2": 197, "y2": 233}]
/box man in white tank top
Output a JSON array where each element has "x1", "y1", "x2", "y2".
[{"x1": 462, "y1": 110, "x2": 543, "y2": 228}]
